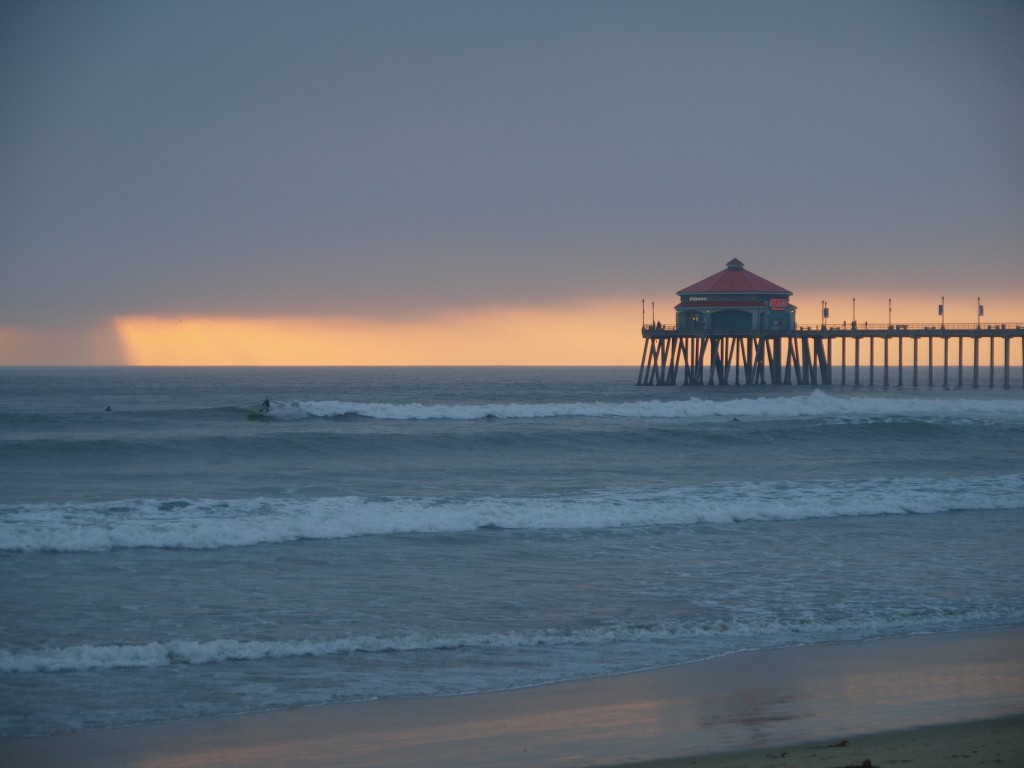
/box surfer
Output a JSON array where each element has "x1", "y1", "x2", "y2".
[{"x1": 258, "y1": 398, "x2": 270, "y2": 414}]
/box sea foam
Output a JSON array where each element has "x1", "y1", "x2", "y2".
[
  {"x1": 268, "y1": 390, "x2": 1024, "y2": 421},
  {"x1": 2, "y1": 474, "x2": 1021, "y2": 552},
  {"x1": 4, "y1": 602, "x2": 1017, "y2": 674}
]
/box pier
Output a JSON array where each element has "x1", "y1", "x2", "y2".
[
  {"x1": 638, "y1": 322, "x2": 1024, "y2": 388},
  {"x1": 637, "y1": 259, "x2": 1023, "y2": 388}
]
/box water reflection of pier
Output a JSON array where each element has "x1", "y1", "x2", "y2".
[{"x1": 637, "y1": 323, "x2": 1024, "y2": 388}]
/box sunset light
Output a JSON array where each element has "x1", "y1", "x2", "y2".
[
  {"x1": 0, "y1": 292, "x2": 1017, "y2": 367},
  {"x1": 113, "y1": 300, "x2": 642, "y2": 366}
]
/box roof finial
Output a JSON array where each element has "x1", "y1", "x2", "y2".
[{"x1": 726, "y1": 258, "x2": 745, "y2": 270}]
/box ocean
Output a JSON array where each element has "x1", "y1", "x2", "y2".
[{"x1": 1, "y1": 366, "x2": 1023, "y2": 740}]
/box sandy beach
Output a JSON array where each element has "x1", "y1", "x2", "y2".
[
  {"x1": 3, "y1": 626, "x2": 1022, "y2": 768},
  {"x1": 623, "y1": 715, "x2": 1024, "y2": 767}
]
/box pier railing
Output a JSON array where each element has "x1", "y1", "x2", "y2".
[
  {"x1": 643, "y1": 322, "x2": 1024, "y2": 334},
  {"x1": 797, "y1": 322, "x2": 1024, "y2": 332}
]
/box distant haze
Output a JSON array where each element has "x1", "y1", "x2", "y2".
[{"x1": 1, "y1": 0, "x2": 1021, "y2": 364}]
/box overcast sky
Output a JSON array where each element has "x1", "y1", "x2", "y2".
[{"x1": 1, "y1": 0, "x2": 1022, "y2": 362}]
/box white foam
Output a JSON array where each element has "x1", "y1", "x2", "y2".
[
  {"x1": 5, "y1": 604, "x2": 1017, "y2": 674},
  {"x1": 1, "y1": 474, "x2": 1021, "y2": 552},
  {"x1": 270, "y1": 390, "x2": 1024, "y2": 422}
]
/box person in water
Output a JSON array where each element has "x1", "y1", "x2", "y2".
[{"x1": 258, "y1": 398, "x2": 270, "y2": 414}]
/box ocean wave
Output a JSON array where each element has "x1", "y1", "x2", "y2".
[
  {"x1": 4, "y1": 605, "x2": 1016, "y2": 674},
  {"x1": 2, "y1": 474, "x2": 1022, "y2": 552},
  {"x1": 267, "y1": 390, "x2": 1024, "y2": 422}
]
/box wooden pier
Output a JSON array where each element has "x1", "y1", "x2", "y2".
[{"x1": 637, "y1": 322, "x2": 1024, "y2": 388}]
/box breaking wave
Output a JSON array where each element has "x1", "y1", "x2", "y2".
[
  {"x1": 2, "y1": 474, "x2": 1021, "y2": 552},
  {"x1": 4, "y1": 603, "x2": 1018, "y2": 674},
  {"x1": 266, "y1": 390, "x2": 1024, "y2": 422}
]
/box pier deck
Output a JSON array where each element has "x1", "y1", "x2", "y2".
[{"x1": 638, "y1": 322, "x2": 1024, "y2": 388}]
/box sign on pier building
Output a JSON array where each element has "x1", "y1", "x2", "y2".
[{"x1": 675, "y1": 258, "x2": 796, "y2": 332}]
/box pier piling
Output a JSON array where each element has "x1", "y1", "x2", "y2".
[{"x1": 638, "y1": 324, "x2": 1023, "y2": 388}]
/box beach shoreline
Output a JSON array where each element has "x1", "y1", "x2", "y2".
[
  {"x1": 4, "y1": 625, "x2": 1022, "y2": 768},
  {"x1": 617, "y1": 714, "x2": 1024, "y2": 768}
]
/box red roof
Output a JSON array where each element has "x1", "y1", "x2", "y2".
[{"x1": 677, "y1": 259, "x2": 791, "y2": 296}]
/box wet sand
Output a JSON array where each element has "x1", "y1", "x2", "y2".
[
  {"x1": 3, "y1": 626, "x2": 1022, "y2": 768},
  {"x1": 622, "y1": 714, "x2": 1024, "y2": 767}
]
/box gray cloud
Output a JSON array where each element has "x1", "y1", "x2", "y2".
[{"x1": 2, "y1": 0, "x2": 1021, "y2": 326}]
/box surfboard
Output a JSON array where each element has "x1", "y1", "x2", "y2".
[{"x1": 248, "y1": 402, "x2": 271, "y2": 419}]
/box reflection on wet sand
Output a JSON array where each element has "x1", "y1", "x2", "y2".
[{"x1": 5, "y1": 627, "x2": 1023, "y2": 768}]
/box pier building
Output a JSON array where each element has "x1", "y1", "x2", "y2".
[
  {"x1": 675, "y1": 259, "x2": 796, "y2": 332},
  {"x1": 639, "y1": 260, "x2": 1024, "y2": 388}
]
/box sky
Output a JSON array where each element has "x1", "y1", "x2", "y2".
[{"x1": 1, "y1": 0, "x2": 1022, "y2": 365}]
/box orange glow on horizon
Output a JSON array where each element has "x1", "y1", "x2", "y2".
[
  {"x1": 113, "y1": 300, "x2": 644, "y2": 366},
  {"x1": 2, "y1": 292, "x2": 1019, "y2": 367}
]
